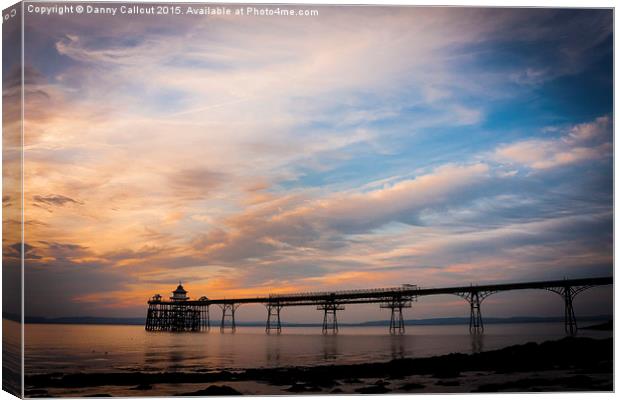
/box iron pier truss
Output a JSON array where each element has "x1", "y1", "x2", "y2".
[{"x1": 145, "y1": 276, "x2": 612, "y2": 335}]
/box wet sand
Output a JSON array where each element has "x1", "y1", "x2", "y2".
[{"x1": 25, "y1": 336, "x2": 612, "y2": 396}]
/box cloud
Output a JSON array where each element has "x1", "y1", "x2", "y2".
[
  {"x1": 104, "y1": 245, "x2": 172, "y2": 267},
  {"x1": 315, "y1": 163, "x2": 491, "y2": 233},
  {"x1": 18, "y1": 8, "x2": 612, "y2": 319},
  {"x1": 494, "y1": 116, "x2": 611, "y2": 170},
  {"x1": 33, "y1": 194, "x2": 82, "y2": 207},
  {"x1": 510, "y1": 67, "x2": 550, "y2": 86},
  {"x1": 168, "y1": 168, "x2": 227, "y2": 199},
  {"x1": 450, "y1": 104, "x2": 483, "y2": 125},
  {"x1": 184, "y1": 163, "x2": 490, "y2": 268},
  {"x1": 566, "y1": 115, "x2": 612, "y2": 144},
  {"x1": 35, "y1": 241, "x2": 92, "y2": 262}
]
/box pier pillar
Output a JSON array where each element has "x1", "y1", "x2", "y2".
[
  {"x1": 220, "y1": 303, "x2": 238, "y2": 333},
  {"x1": 469, "y1": 291, "x2": 483, "y2": 334},
  {"x1": 380, "y1": 296, "x2": 413, "y2": 335},
  {"x1": 145, "y1": 306, "x2": 153, "y2": 331},
  {"x1": 563, "y1": 286, "x2": 578, "y2": 335},
  {"x1": 317, "y1": 301, "x2": 344, "y2": 335},
  {"x1": 146, "y1": 302, "x2": 181, "y2": 332},
  {"x1": 201, "y1": 305, "x2": 211, "y2": 332},
  {"x1": 456, "y1": 289, "x2": 492, "y2": 335},
  {"x1": 545, "y1": 284, "x2": 592, "y2": 336},
  {"x1": 265, "y1": 303, "x2": 283, "y2": 334}
]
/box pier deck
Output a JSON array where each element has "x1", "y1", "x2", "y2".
[{"x1": 146, "y1": 276, "x2": 612, "y2": 335}]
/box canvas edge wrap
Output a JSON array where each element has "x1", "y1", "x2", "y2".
[{"x1": 2, "y1": 1, "x2": 24, "y2": 398}]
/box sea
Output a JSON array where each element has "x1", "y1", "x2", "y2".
[{"x1": 21, "y1": 320, "x2": 611, "y2": 377}]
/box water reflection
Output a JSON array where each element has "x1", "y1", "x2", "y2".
[
  {"x1": 24, "y1": 322, "x2": 610, "y2": 377},
  {"x1": 389, "y1": 335, "x2": 406, "y2": 359},
  {"x1": 265, "y1": 335, "x2": 281, "y2": 364},
  {"x1": 322, "y1": 335, "x2": 339, "y2": 361},
  {"x1": 167, "y1": 348, "x2": 186, "y2": 371},
  {"x1": 470, "y1": 333, "x2": 484, "y2": 353}
]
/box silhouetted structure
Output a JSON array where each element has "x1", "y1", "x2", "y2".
[
  {"x1": 380, "y1": 293, "x2": 414, "y2": 335},
  {"x1": 265, "y1": 301, "x2": 284, "y2": 334},
  {"x1": 317, "y1": 298, "x2": 345, "y2": 334},
  {"x1": 145, "y1": 277, "x2": 612, "y2": 335},
  {"x1": 145, "y1": 283, "x2": 209, "y2": 332}
]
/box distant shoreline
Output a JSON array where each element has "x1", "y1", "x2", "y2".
[{"x1": 5, "y1": 314, "x2": 612, "y2": 327}]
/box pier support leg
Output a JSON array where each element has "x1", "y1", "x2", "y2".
[
  {"x1": 201, "y1": 305, "x2": 210, "y2": 332},
  {"x1": 546, "y1": 284, "x2": 592, "y2": 336},
  {"x1": 318, "y1": 302, "x2": 344, "y2": 335},
  {"x1": 266, "y1": 303, "x2": 283, "y2": 334},
  {"x1": 456, "y1": 289, "x2": 493, "y2": 335},
  {"x1": 393, "y1": 305, "x2": 402, "y2": 335},
  {"x1": 390, "y1": 304, "x2": 405, "y2": 335},
  {"x1": 323, "y1": 305, "x2": 338, "y2": 335},
  {"x1": 563, "y1": 287, "x2": 577, "y2": 336},
  {"x1": 380, "y1": 296, "x2": 413, "y2": 335},
  {"x1": 145, "y1": 306, "x2": 153, "y2": 331},
  {"x1": 469, "y1": 291, "x2": 483, "y2": 334},
  {"x1": 220, "y1": 304, "x2": 237, "y2": 333}
]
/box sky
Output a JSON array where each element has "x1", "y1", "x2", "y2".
[{"x1": 7, "y1": 5, "x2": 612, "y2": 321}]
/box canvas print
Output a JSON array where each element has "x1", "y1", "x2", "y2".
[{"x1": 2, "y1": 2, "x2": 614, "y2": 397}]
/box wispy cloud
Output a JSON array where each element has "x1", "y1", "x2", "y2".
[
  {"x1": 33, "y1": 194, "x2": 82, "y2": 207},
  {"x1": 494, "y1": 116, "x2": 611, "y2": 170}
]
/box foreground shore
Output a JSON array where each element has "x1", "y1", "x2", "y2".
[{"x1": 26, "y1": 336, "x2": 612, "y2": 396}]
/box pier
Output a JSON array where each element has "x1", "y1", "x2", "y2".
[{"x1": 145, "y1": 276, "x2": 612, "y2": 335}]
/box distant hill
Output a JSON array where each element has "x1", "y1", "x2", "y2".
[
  {"x1": 6, "y1": 314, "x2": 612, "y2": 327},
  {"x1": 23, "y1": 316, "x2": 147, "y2": 325}
]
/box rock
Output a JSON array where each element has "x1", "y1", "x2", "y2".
[
  {"x1": 284, "y1": 383, "x2": 321, "y2": 393},
  {"x1": 25, "y1": 389, "x2": 48, "y2": 396},
  {"x1": 131, "y1": 383, "x2": 153, "y2": 390},
  {"x1": 436, "y1": 380, "x2": 460, "y2": 386},
  {"x1": 433, "y1": 370, "x2": 461, "y2": 379},
  {"x1": 24, "y1": 389, "x2": 51, "y2": 398},
  {"x1": 285, "y1": 383, "x2": 309, "y2": 393},
  {"x1": 177, "y1": 385, "x2": 242, "y2": 396},
  {"x1": 355, "y1": 385, "x2": 392, "y2": 394},
  {"x1": 398, "y1": 382, "x2": 426, "y2": 390}
]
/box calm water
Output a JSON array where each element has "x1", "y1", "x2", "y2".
[{"x1": 23, "y1": 321, "x2": 611, "y2": 377}]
